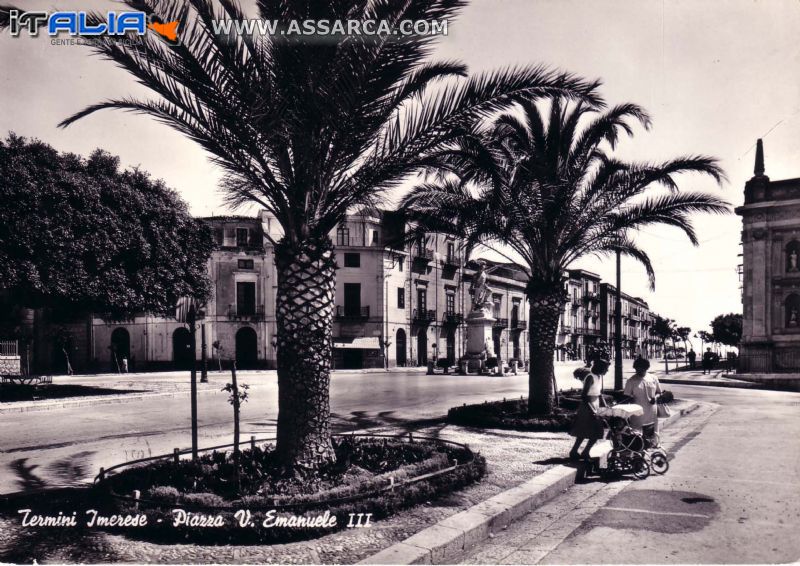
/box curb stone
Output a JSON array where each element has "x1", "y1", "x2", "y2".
[
  {"x1": 360, "y1": 401, "x2": 703, "y2": 565},
  {"x1": 0, "y1": 386, "x2": 222, "y2": 415},
  {"x1": 659, "y1": 378, "x2": 757, "y2": 389}
]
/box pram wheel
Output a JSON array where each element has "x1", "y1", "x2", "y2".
[
  {"x1": 650, "y1": 451, "x2": 669, "y2": 474},
  {"x1": 631, "y1": 454, "x2": 650, "y2": 479}
]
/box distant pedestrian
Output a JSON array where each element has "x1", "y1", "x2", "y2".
[
  {"x1": 121, "y1": 357, "x2": 129, "y2": 374},
  {"x1": 688, "y1": 349, "x2": 696, "y2": 369},
  {"x1": 568, "y1": 358, "x2": 609, "y2": 460},
  {"x1": 702, "y1": 348, "x2": 714, "y2": 374}
]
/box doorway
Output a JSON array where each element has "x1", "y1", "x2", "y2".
[{"x1": 235, "y1": 327, "x2": 259, "y2": 369}]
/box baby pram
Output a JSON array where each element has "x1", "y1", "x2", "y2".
[{"x1": 583, "y1": 403, "x2": 669, "y2": 479}]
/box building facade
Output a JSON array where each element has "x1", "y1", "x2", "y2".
[
  {"x1": 14, "y1": 209, "x2": 657, "y2": 374},
  {"x1": 599, "y1": 283, "x2": 651, "y2": 360},
  {"x1": 736, "y1": 140, "x2": 800, "y2": 372}
]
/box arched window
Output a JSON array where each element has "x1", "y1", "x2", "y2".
[
  {"x1": 786, "y1": 241, "x2": 800, "y2": 273},
  {"x1": 786, "y1": 293, "x2": 800, "y2": 328}
]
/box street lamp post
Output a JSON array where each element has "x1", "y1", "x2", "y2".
[
  {"x1": 614, "y1": 249, "x2": 623, "y2": 391},
  {"x1": 200, "y1": 323, "x2": 208, "y2": 383}
]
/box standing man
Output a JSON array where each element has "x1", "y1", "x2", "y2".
[
  {"x1": 687, "y1": 348, "x2": 697, "y2": 370},
  {"x1": 702, "y1": 348, "x2": 714, "y2": 375}
]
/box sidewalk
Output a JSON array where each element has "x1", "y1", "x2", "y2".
[
  {"x1": 363, "y1": 399, "x2": 708, "y2": 565},
  {"x1": 650, "y1": 368, "x2": 764, "y2": 389}
]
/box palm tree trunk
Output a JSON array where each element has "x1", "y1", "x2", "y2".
[
  {"x1": 526, "y1": 286, "x2": 565, "y2": 416},
  {"x1": 274, "y1": 237, "x2": 336, "y2": 469}
]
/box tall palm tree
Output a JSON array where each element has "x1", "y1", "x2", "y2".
[
  {"x1": 403, "y1": 97, "x2": 729, "y2": 415},
  {"x1": 54, "y1": 0, "x2": 601, "y2": 469}
]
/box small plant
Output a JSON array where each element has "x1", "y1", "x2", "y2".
[{"x1": 222, "y1": 362, "x2": 249, "y2": 492}]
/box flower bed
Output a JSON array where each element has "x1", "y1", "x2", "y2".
[
  {"x1": 448, "y1": 397, "x2": 577, "y2": 431},
  {"x1": 91, "y1": 435, "x2": 486, "y2": 544}
]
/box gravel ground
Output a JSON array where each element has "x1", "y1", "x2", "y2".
[{"x1": 0, "y1": 401, "x2": 690, "y2": 564}]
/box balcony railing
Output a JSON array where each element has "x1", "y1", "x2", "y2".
[
  {"x1": 583, "y1": 292, "x2": 600, "y2": 303},
  {"x1": 412, "y1": 308, "x2": 437, "y2": 324},
  {"x1": 413, "y1": 248, "x2": 434, "y2": 262},
  {"x1": 511, "y1": 318, "x2": 526, "y2": 330},
  {"x1": 492, "y1": 317, "x2": 509, "y2": 328},
  {"x1": 442, "y1": 312, "x2": 464, "y2": 326},
  {"x1": 442, "y1": 254, "x2": 460, "y2": 269},
  {"x1": 228, "y1": 304, "x2": 265, "y2": 321},
  {"x1": 0, "y1": 341, "x2": 18, "y2": 357},
  {"x1": 335, "y1": 306, "x2": 370, "y2": 320},
  {"x1": 574, "y1": 326, "x2": 601, "y2": 336}
]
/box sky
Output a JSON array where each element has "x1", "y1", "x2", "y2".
[{"x1": 2, "y1": 0, "x2": 799, "y2": 346}]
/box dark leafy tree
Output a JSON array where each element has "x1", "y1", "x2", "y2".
[
  {"x1": 403, "y1": 97, "x2": 729, "y2": 413},
  {"x1": 651, "y1": 315, "x2": 677, "y2": 374},
  {"x1": 710, "y1": 313, "x2": 743, "y2": 347},
  {"x1": 0, "y1": 134, "x2": 213, "y2": 318},
  {"x1": 697, "y1": 329, "x2": 714, "y2": 352},
  {"x1": 55, "y1": 0, "x2": 601, "y2": 468}
]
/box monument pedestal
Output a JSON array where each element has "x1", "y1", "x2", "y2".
[{"x1": 461, "y1": 310, "x2": 495, "y2": 374}]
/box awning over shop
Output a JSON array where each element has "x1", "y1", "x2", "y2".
[{"x1": 333, "y1": 336, "x2": 381, "y2": 350}]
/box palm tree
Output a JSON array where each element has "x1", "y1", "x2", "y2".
[
  {"x1": 676, "y1": 326, "x2": 692, "y2": 367},
  {"x1": 55, "y1": 0, "x2": 600, "y2": 469},
  {"x1": 403, "y1": 97, "x2": 729, "y2": 414}
]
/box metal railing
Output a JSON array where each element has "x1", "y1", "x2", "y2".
[
  {"x1": 413, "y1": 308, "x2": 436, "y2": 324},
  {"x1": 335, "y1": 306, "x2": 370, "y2": 319},
  {"x1": 413, "y1": 248, "x2": 434, "y2": 261},
  {"x1": 227, "y1": 304, "x2": 265, "y2": 320},
  {"x1": 739, "y1": 350, "x2": 800, "y2": 373},
  {"x1": 94, "y1": 433, "x2": 477, "y2": 512},
  {"x1": 492, "y1": 317, "x2": 509, "y2": 328},
  {"x1": 443, "y1": 312, "x2": 464, "y2": 325},
  {"x1": 0, "y1": 341, "x2": 18, "y2": 357}
]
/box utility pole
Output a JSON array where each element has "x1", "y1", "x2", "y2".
[
  {"x1": 614, "y1": 249, "x2": 623, "y2": 391},
  {"x1": 188, "y1": 303, "x2": 198, "y2": 460}
]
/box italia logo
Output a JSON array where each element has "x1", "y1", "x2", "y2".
[{"x1": 8, "y1": 10, "x2": 180, "y2": 42}]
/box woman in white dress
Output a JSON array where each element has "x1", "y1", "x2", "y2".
[
  {"x1": 623, "y1": 357, "x2": 662, "y2": 437},
  {"x1": 568, "y1": 358, "x2": 609, "y2": 460}
]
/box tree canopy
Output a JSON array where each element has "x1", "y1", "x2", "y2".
[
  {"x1": 710, "y1": 313, "x2": 743, "y2": 347},
  {"x1": 0, "y1": 133, "x2": 214, "y2": 318}
]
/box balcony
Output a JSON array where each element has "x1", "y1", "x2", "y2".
[
  {"x1": 583, "y1": 292, "x2": 600, "y2": 303},
  {"x1": 413, "y1": 308, "x2": 437, "y2": 325},
  {"x1": 335, "y1": 306, "x2": 370, "y2": 320},
  {"x1": 442, "y1": 254, "x2": 460, "y2": 269},
  {"x1": 442, "y1": 312, "x2": 464, "y2": 326},
  {"x1": 413, "y1": 248, "x2": 434, "y2": 263},
  {"x1": 228, "y1": 304, "x2": 265, "y2": 321},
  {"x1": 574, "y1": 326, "x2": 601, "y2": 336},
  {"x1": 493, "y1": 317, "x2": 509, "y2": 328},
  {"x1": 511, "y1": 318, "x2": 527, "y2": 330}
]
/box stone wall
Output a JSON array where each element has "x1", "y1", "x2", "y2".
[{"x1": 0, "y1": 356, "x2": 21, "y2": 375}]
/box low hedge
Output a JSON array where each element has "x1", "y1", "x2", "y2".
[
  {"x1": 447, "y1": 397, "x2": 576, "y2": 432},
  {"x1": 90, "y1": 436, "x2": 486, "y2": 544}
]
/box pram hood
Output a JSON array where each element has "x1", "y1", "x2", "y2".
[{"x1": 597, "y1": 403, "x2": 644, "y2": 419}]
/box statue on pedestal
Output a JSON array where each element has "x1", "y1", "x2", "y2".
[{"x1": 469, "y1": 261, "x2": 495, "y2": 318}]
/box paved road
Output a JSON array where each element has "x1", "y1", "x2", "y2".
[
  {"x1": 458, "y1": 385, "x2": 800, "y2": 564},
  {"x1": 0, "y1": 364, "x2": 587, "y2": 495}
]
